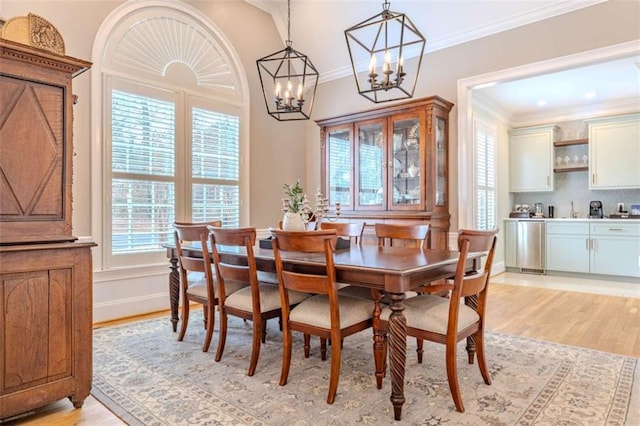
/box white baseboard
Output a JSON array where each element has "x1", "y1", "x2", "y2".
[{"x1": 93, "y1": 292, "x2": 169, "y2": 324}]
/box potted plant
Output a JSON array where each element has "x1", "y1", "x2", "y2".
[{"x1": 281, "y1": 180, "x2": 307, "y2": 231}]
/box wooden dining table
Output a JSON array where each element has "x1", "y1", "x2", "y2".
[{"x1": 164, "y1": 242, "x2": 482, "y2": 421}]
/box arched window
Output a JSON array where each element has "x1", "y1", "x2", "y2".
[{"x1": 92, "y1": 0, "x2": 249, "y2": 269}]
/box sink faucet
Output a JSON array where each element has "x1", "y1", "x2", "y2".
[{"x1": 570, "y1": 201, "x2": 578, "y2": 218}]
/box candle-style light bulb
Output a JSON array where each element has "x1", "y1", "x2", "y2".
[
  {"x1": 369, "y1": 54, "x2": 377, "y2": 74},
  {"x1": 383, "y1": 51, "x2": 391, "y2": 73},
  {"x1": 397, "y1": 55, "x2": 404, "y2": 74},
  {"x1": 297, "y1": 83, "x2": 303, "y2": 101},
  {"x1": 287, "y1": 80, "x2": 293, "y2": 94},
  {"x1": 275, "y1": 82, "x2": 282, "y2": 98}
]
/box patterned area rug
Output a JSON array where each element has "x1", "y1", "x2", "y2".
[{"x1": 92, "y1": 312, "x2": 639, "y2": 425}]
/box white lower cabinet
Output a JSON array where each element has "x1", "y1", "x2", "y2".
[
  {"x1": 546, "y1": 221, "x2": 640, "y2": 277},
  {"x1": 505, "y1": 221, "x2": 517, "y2": 268},
  {"x1": 590, "y1": 223, "x2": 640, "y2": 277},
  {"x1": 546, "y1": 222, "x2": 590, "y2": 273}
]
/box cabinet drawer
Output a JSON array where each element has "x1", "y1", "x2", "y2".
[
  {"x1": 546, "y1": 222, "x2": 589, "y2": 235},
  {"x1": 590, "y1": 222, "x2": 640, "y2": 236}
]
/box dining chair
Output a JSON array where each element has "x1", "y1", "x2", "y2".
[
  {"x1": 374, "y1": 222, "x2": 429, "y2": 248},
  {"x1": 377, "y1": 228, "x2": 498, "y2": 412},
  {"x1": 319, "y1": 221, "x2": 365, "y2": 246},
  {"x1": 208, "y1": 226, "x2": 310, "y2": 376},
  {"x1": 270, "y1": 229, "x2": 376, "y2": 404},
  {"x1": 174, "y1": 221, "x2": 241, "y2": 352}
]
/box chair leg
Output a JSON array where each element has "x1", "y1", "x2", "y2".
[
  {"x1": 320, "y1": 337, "x2": 327, "y2": 361},
  {"x1": 475, "y1": 330, "x2": 491, "y2": 385},
  {"x1": 373, "y1": 328, "x2": 386, "y2": 389},
  {"x1": 304, "y1": 334, "x2": 311, "y2": 358},
  {"x1": 327, "y1": 331, "x2": 342, "y2": 404},
  {"x1": 203, "y1": 303, "x2": 215, "y2": 352},
  {"x1": 416, "y1": 338, "x2": 424, "y2": 363},
  {"x1": 213, "y1": 307, "x2": 226, "y2": 357},
  {"x1": 280, "y1": 327, "x2": 292, "y2": 386},
  {"x1": 177, "y1": 298, "x2": 190, "y2": 342},
  {"x1": 203, "y1": 306, "x2": 209, "y2": 329},
  {"x1": 466, "y1": 335, "x2": 476, "y2": 364},
  {"x1": 261, "y1": 319, "x2": 267, "y2": 344},
  {"x1": 248, "y1": 317, "x2": 262, "y2": 377},
  {"x1": 446, "y1": 340, "x2": 464, "y2": 412}
]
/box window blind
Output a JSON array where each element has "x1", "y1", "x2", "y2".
[
  {"x1": 475, "y1": 121, "x2": 496, "y2": 230},
  {"x1": 191, "y1": 107, "x2": 240, "y2": 226},
  {"x1": 111, "y1": 90, "x2": 176, "y2": 253}
]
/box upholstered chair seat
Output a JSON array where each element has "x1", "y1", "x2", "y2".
[{"x1": 290, "y1": 294, "x2": 375, "y2": 329}]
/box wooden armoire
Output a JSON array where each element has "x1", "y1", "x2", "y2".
[{"x1": 0, "y1": 39, "x2": 95, "y2": 419}]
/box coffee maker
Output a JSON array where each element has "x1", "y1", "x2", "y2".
[{"x1": 589, "y1": 201, "x2": 603, "y2": 218}]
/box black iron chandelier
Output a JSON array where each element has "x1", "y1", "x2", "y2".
[
  {"x1": 256, "y1": 0, "x2": 319, "y2": 121},
  {"x1": 345, "y1": 0, "x2": 426, "y2": 103}
]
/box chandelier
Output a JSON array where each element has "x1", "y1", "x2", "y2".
[
  {"x1": 344, "y1": 0, "x2": 426, "y2": 103},
  {"x1": 256, "y1": 0, "x2": 319, "y2": 121}
]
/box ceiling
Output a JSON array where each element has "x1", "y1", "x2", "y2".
[{"x1": 247, "y1": 0, "x2": 639, "y2": 119}]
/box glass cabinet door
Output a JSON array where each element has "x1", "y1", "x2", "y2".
[
  {"x1": 390, "y1": 113, "x2": 424, "y2": 210},
  {"x1": 356, "y1": 120, "x2": 385, "y2": 209},
  {"x1": 435, "y1": 116, "x2": 447, "y2": 207},
  {"x1": 326, "y1": 126, "x2": 353, "y2": 208}
]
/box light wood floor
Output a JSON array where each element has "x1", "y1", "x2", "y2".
[{"x1": 3, "y1": 279, "x2": 639, "y2": 425}]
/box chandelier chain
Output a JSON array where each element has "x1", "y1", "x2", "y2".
[{"x1": 286, "y1": 0, "x2": 292, "y2": 46}]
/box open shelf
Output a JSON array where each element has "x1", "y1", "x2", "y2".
[
  {"x1": 554, "y1": 138, "x2": 588, "y2": 147},
  {"x1": 554, "y1": 166, "x2": 588, "y2": 173}
]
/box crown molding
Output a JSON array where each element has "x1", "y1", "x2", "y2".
[{"x1": 510, "y1": 97, "x2": 640, "y2": 127}]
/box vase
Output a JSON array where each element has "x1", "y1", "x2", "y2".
[{"x1": 282, "y1": 212, "x2": 305, "y2": 231}]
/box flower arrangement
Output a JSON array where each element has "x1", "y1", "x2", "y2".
[{"x1": 282, "y1": 180, "x2": 306, "y2": 213}]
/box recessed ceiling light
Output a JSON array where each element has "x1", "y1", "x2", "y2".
[
  {"x1": 585, "y1": 91, "x2": 597, "y2": 99},
  {"x1": 536, "y1": 100, "x2": 548, "y2": 106}
]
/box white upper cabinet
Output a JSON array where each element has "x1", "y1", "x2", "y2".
[
  {"x1": 587, "y1": 113, "x2": 640, "y2": 189},
  {"x1": 508, "y1": 124, "x2": 558, "y2": 192}
]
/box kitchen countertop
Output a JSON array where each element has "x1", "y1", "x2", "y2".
[{"x1": 504, "y1": 217, "x2": 640, "y2": 222}]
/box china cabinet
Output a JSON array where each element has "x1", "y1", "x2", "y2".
[
  {"x1": 0, "y1": 39, "x2": 94, "y2": 420},
  {"x1": 317, "y1": 96, "x2": 453, "y2": 249},
  {"x1": 508, "y1": 124, "x2": 558, "y2": 192},
  {"x1": 587, "y1": 113, "x2": 640, "y2": 189}
]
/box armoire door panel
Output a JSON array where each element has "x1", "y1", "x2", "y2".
[{"x1": 2, "y1": 272, "x2": 50, "y2": 391}]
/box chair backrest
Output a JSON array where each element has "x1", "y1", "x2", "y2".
[
  {"x1": 320, "y1": 222, "x2": 365, "y2": 246},
  {"x1": 173, "y1": 223, "x2": 215, "y2": 296},
  {"x1": 456, "y1": 228, "x2": 499, "y2": 278},
  {"x1": 270, "y1": 229, "x2": 338, "y2": 307},
  {"x1": 208, "y1": 226, "x2": 258, "y2": 305},
  {"x1": 374, "y1": 223, "x2": 429, "y2": 249},
  {"x1": 451, "y1": 228, "x2": 498, "y2": 301},
  {"x1": 175, "y1": 220, "x2": 222, "y2": 227}
]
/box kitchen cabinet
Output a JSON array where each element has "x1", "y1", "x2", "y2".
[
  {"x1": 546, "y1": 222, "x2": 590, "y2": 273},
  {"x1": 587, "y1": 113, "x2": 640, "y2": 189},
  {"x1": 0, "y1": 40, "x2": 95, "y2": 419},
  {"x1": 504, "y1": 220, "x2": 517, "y2": 268},
  {"x1": 546, "y1": 221, "x2": 640, "y2": 278},
  {"x1": 590, "y1": 222, "x2": 640, "y2": 277},
  {"x1": 318, "y1": 96, "x2": 453, "y2": 249},
  {"x1": 509, "y1": 124, "x2": 558, "y2": 192}
]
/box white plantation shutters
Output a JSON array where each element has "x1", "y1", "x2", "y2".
[
  {"x1": 108, "y1": 79, "x2": 241, "y2": 265},
  {"x1": 475, "y1": 118, "x2": 497, "y2": 230},
  {"x1": 111, "y1": 90, "x2": 176, "y2": 253},
  {"x1": 191, "y1": 108, "x2": 240, "y2": 226}
]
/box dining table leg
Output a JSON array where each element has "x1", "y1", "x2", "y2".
[
  {"x1": 465, "y1": 294, "x2": 478, "y2": 363},
  {"x1": 168, "y1": 256, "x2": 180, "y2": 332},
  {"x1": 387, "y1": 292, "x2": 407, "y2": 421}
]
